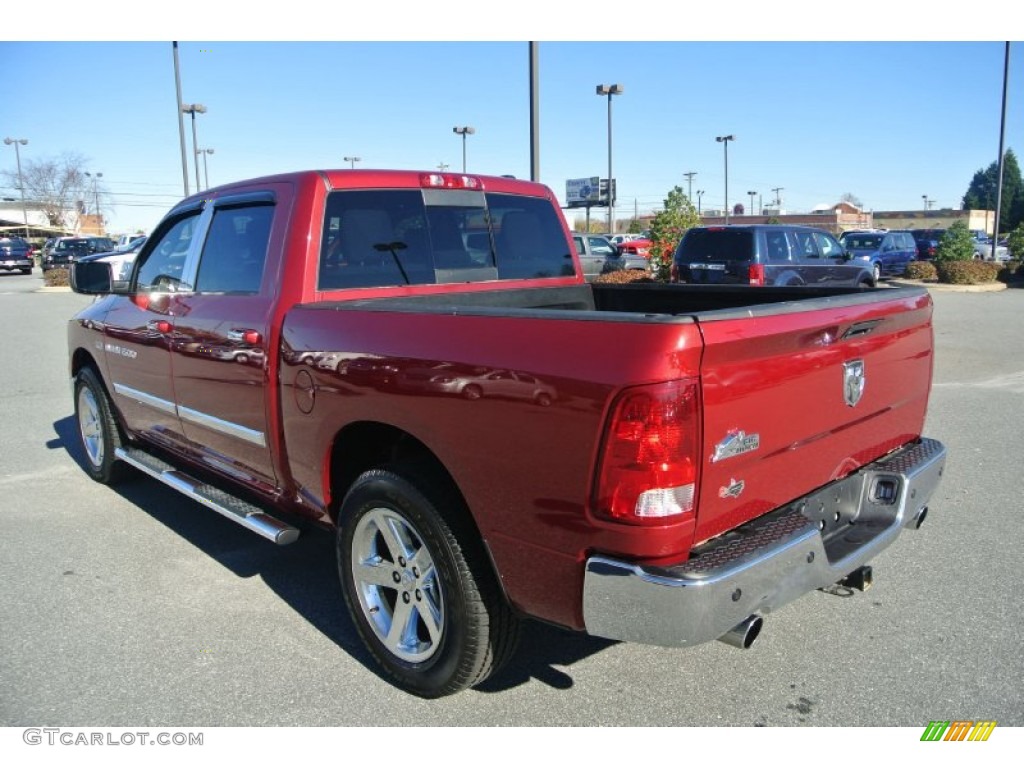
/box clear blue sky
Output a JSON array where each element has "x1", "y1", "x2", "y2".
[{"x1": 2, "y1": 10, "x2": 1021, "y2": 234}]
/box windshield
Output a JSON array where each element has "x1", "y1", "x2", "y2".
[{"x1": 841, "y1": 234, "x2": 883, "y2": 250}]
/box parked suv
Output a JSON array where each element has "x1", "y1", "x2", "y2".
[
  {"x1": 671, "y1": 225, "x2": 874, "y2": 287},
  {"x1": 0, "y1": 235, "x2": 34, "y2": 275},
  {"x1": 839, "y1": 229, "x2": 917, "y2": 281},
  {"x1": 909, "y1": 229, "x2": 945, "y2": 261},
  {"x1": 42, "y1": 236, "x2": 116, "y2": 271}
]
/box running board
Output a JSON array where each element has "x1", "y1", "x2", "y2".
[{"x1": 114, "y1": 446, "x2": 300, "y2": 545}]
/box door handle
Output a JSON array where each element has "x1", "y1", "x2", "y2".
[{"x1": 147, "y1": 319, "x2": 172, "y2": 334}]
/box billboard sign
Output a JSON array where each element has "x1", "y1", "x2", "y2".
[{"x1": 566, "y1": 177, "x2": 601, "y2": 208}]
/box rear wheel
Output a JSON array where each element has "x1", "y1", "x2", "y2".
[
  {"x1": 337, "y1": 464, "x2": 519, "y2": 697},
  {"x1": 74, "y1": 367, "x2": 126, "y2": 484}
]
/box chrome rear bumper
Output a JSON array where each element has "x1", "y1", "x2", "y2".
[{"x1": 582, "y1": 438, "x2": 946, "y2": 647}]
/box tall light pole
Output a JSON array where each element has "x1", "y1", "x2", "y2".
[
  {"x1": 343, "y1": 156, "x2": 361, "y2": 169},
  {"x1": 684, "y1": 171, "x2": 697, "y2": 201},
  {"x1": 772, "y1": 186, "x2": 785, "y2": 208},
  {"x1": 181, "y1": 103, "x2": 207, "y2": 196},
  {"x1": 85, "y1": 171, "x2": 103, "y2": 233},
  {"x1": 922, "y1": 194, "x2": 928, "y2": 211},
  {"x1": 196, "y1": 148, "x2": 214, "y2": 189},
  {"x1": 452, "y1": 126, "x2": 475, "y2": 173},
  {"x1": 716, "y1": 135, "x2": 734, "y2": 223},
  {"x1": 3, "y1": 137, "x2": 29, "y2": 239},
  {"x1": 596, "y1": 84, "x2": 623, "y2": 234},
  {"x1": 696, "y1": 189, "x2": 705, "y2": 216},
  {"x1": 172, "y1": 43, "x2": 189, "y2": 196},
  {"x1": 748, "y1": 190, "x2": 757, "y2": 216}
]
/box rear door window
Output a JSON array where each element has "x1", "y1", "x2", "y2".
[
  {"x1": 793, "y1": 230, "x2": 820, "y2": 259},
  {"x1": 763, "y1": 229, "x2": 791, "y2": 262}
]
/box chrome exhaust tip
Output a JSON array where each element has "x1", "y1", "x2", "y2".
[
  {"x1": 718, "y1": 615, "x2": 763, "y2": 649},
  {"x1": 914, "y1": 507, "x2": 928, "y2": 529}
]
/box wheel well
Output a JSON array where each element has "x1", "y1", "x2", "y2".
[
  {"x1": 71, "y1": 347, "x2": 99, "y2": 379},
  {"x1": 328, "y1": 422, "x2": 459, "y2": 524}
]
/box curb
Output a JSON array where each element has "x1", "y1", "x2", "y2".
[
  {"x1": 888, "y1": 279, "x2": 1008, "y2": 293},
  {"x1": 35, "y1": 286, "x2": 72, "y2": 293}
]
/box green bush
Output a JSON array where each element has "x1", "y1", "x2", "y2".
[
  {"x1": 936, "y1": 260, "x2": 1000, "y2": 285},
  {"x1": 935, "y1": 220, "x2": 975, "y2": 262},
  {"x1": 998, "y1": 260, "x2": 1021, "y2": 282},
  {"x1": 43, "y1": 268, "x2": 70, "y2": 287},
  {"x1": 905, "y1": 261, "x2": 938, "y2": 280},
  {"x1": 1006, "y1": 225, "x2": 1024, "y2": 260}
]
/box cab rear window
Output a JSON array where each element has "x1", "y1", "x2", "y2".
[{"x1": 318, "y1": 189, "x2": 573, "y2": 291}]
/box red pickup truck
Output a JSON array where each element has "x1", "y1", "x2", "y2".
[{"x1": 68, "y1": 169, "x2": 946, "y2": 698}]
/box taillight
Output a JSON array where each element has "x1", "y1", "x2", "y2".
[
  {"x1": 419, "y1": 173, "x2": 481, "y2": 190},
  {"x1": 594, "y1": 379, "x2": 700, "y2": 525},
  {"x1": 748, "y1": 263, "x2": 765, "y2": 285}
]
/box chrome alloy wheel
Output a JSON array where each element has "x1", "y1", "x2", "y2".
[
  {"x1": 351, "y1": 507, "x2": 444, "y2": 663},
  {"x1": 77, "y1": 386, "x2": 104, "y2": 468}
]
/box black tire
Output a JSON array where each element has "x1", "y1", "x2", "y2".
[
  {"x1": 74, "y1": 367, "x2": 126, "y2": 485},
  {"x1": 21, "y1": 268, "x2": 32, "y2": 275},
  {"x1": 462, "y1": 384, "x2": 483, "y2": 401},
  {"x1": 337, "y1": 464, "x2": 519, "y2": 698}
]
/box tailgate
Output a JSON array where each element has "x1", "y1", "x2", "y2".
[{"x1": 692, "y1": 289, "x2": 934, "y2": 545}]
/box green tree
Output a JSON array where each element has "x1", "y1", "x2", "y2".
[
  {"x1": 1006, "y1": 223, "x2": 1024, "y2": 260},
  {"x1": 935, "y1": 220, "x2": 974, "y2": 262},
  {"x1": 647, "y1": 186, "x2": 700, "y2": 281},
  {"x1": 962, "y1": 148, "x2": 1022, "y2": 233}
]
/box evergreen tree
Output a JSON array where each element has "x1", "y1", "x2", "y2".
[{"x1": 962, "y1": 149, "x2": 1022, "y2": 233}]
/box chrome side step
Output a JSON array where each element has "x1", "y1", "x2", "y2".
[{"x1": 114, "y1": 446, "x2": 300, "y2": 545}]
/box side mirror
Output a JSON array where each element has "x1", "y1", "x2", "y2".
[{"x1": 70, "y1": 260, "x2": 114, "y2": 295}]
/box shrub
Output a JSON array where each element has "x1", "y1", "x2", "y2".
[
  {"x1": 904, "y1": 261, "x2": 938, "y2": 280},
  {"x1": 1006, "y1": 225, "x2": 1024, "y2": 260},
  {"x1": 43, "y1": 268, "x2": 70, "y2": 288},
  {"x1": 936, "y1": 260, "x2": 1000, "y2": 285},
  {"x1": 998, "y1": 260, "x2": 1021, "y2": 283},
  {"x1": 935, "y1": 220, "x2": 975, "y2": 262}
]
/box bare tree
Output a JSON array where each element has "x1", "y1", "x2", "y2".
[
  {"x1": 840, "y1": 192, "x2": 864, "y2": 208},
  {"x1": 1, "y1": 152, "x2": 104, "y2": 229}
]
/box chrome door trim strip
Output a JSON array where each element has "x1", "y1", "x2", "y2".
[
  {"x1": 178, "y1": 405, "x2": 267, "y2": 447},
  {"x1": 112, "y1": 382, "x2": 177, "y2": 416}
]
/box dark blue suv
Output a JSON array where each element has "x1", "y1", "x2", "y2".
[
  {"x1": 838, "y1": 230, "x2": 917, "y2": 282},
  {"x1": 671, "y1": 225, "x2": 875, "y2": 288}
]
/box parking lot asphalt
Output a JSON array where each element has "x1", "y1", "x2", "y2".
[{"x1": 1, "y1": 270, "x2": 1022, "y2": 730}]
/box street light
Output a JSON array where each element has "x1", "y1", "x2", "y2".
[
  {"x1": 696, "y1": 189, "x2": 705, "y2": 216},
  {"x1": 196, "y1": 148, "x2": 214, "y2": 190},
  {"x1": 596, "y1": 84, "x2": 624, "y2": 234},
  {"x1": 452, "y1": 126, "x2": 475, "y2": 173},
  {"x1": 181, "y1": 103, "x2": 207, "y2": 195},
  {"x1": 922, "y1": 194, "x2": 928, "y2": 211},
  {"x1": 748, "y1": 190, "x2": 757, "y2": 216},
  {"x1": 3, "y1": 137, "x2": 29, "y2": 239},
  {"x1": 437, "y1": 162, "x2": 449, "y2": 172},
  {"x1": 716, "y1": 135, "x2": 735, "y2": 223},
  {"x1": 344, "y1": 156, "x2": 361, "y2": 169},
  {"x1": 85, "y1": 171, "x2": 103, "y2": 233}
]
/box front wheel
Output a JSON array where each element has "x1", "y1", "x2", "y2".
[
  {"x1": 337, "y1": 465, "x2": 519, "y2": 697},
  {"x1": 872, "y1": 262, "x2": 881, "y2": 284},
  {"x1": 74, "y1": 367, "x2": 126, "y2": 484}
]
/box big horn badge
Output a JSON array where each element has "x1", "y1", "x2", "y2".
[{"x1": 843, "y1": 360, "x2": 865, "y2": 407}]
